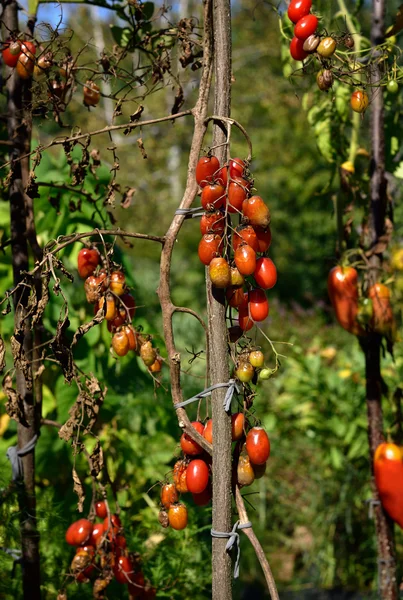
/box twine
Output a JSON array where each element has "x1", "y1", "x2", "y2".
[
  {"x1": 175, "y1": 207, "x2": 205, "y2": 219},
  {"x1": 211, "y1": 520, "x2": 252, "y2": 578},
  {"x1": 175, "y1": 379, "x2": 239, "y2": 412},
  {"x1": 366, "y1": 498, "x2": 381, "y2": 519},
  {"x1": 6, "y1": 434, "x2": 39, "y2": 482}
]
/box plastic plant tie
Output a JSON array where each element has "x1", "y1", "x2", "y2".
[
  {"x1": 6, "y1": 434, "x2": 39, "y2": 482},
  {"x1": 175, "y1": 207, "x2": 204, "y2": 219},
  {"x1": 175, "y1": 379, "x2": 240, "y2": 411},
  {"x1": 211, "y1": 520, "x2": 252, "y2": 578},
  {"x1": 366, "y1": 498, "x2": 381, "y2": 519},
  {"x1": 1, "y1": 547, "x2": 22, "y2": 560}
]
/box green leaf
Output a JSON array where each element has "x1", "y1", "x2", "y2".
[{"x1": 110, "y1": 25, "x2": 132, "y2": 47}]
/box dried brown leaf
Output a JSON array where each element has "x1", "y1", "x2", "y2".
[
  {"x1": 0, "y1": 335, "x2": 5, "y2": 375},
  {"x1": 171, "y1": 86, "x2": 184, "y2": 115},
  {"x1": 72, "y1": 307, "x2": 104, "y2": 347},
  {"x1": 121, "y1": 187, "x2": 136, "y2": 209},
  {"x1": 51, "y1": 311, "x2": 74, "y2": 382},
  {"x1": 3, "y1": 374, "x2": 25, "y2": 424},
  {"x1": 72, "y1": 467, "x2": 85, "y2": 512},
  {"x1": 11, "y1": 333, "x2": 32, "y2": 391},
  {"x1": 89, "y1": 441, "x2": 104, "y2": 477},
  {"x1": 137, "y1": 138, "x2": 148, "y2": 159},
  {"x1": 129, "y1": 105, "x2": 144, "y2": 122}
]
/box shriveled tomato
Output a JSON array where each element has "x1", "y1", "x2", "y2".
[
  {"x1": 109, "y1": 271, "x2": 126, "y2": 296},
  {"x1": 248, "y1": 289, "x2": 269, "y2": 322},
  {"x1": 327, "y1": 266, "x2": 365, "y2": 336},
  {"x1": 368, "y1": 283, "x2": 394, "y2": 337},
  {"x1": 112, "y1": 330, "x2": 130, "y2": 357},
  {"x1": 203, "y1": 419, "x2": 213, "y2": 444},
  {"x1": 200, "y1": 211, "x2": 225, "y2": 235},
  {"x1": 230, "y1": 266, "x2": 244, "y2": 287},
  {"x1": 198, "y1": 234, "x2": 223, "y2": 265},
  {"x1": 374, "y1": 443, "x2": 403, "y2": 529},
  {"x1": 180, "y1": 421, "x2": 204, "y2": 455},
  {"x1": 114, "y1": 555, "x2": 133, "y2": 584},
  {"x1": 255, "y1": 226, "x2": 272, "y2": 253},
  {"x1": 140, "y1": 341, "x2": 156, "y2": 366},
  {"x1": 234, "y1": 244, "x2": 256, "y2": 276},
  {"x1": 254, "y1": 257, "x2": 277, "y2": 289},
  {"x1": 16, "y1": 43, "x2": 35, "y2": 79},
  {"x1": 237, "y1": 452, "x2": 255, "y2": 486},
  {"x1": 173, "y1": 459, "x2": 189, "y2": 493},
  {"x1": 231, "y1": 412, "x2": 245, "y2": 440},
  {"x1": 65, "y1": 519, "x2": 93, "y2": 546},
  {"x1": 186, "y1": 459, "x2": 209, "y2": 494},
  {"x1": 124, "y1": 325, "x2": 138, "y2": 351},
  {"x1": 246, "y1": 427, "x2": 270, "y2": 465},
  {"x1": 242, "y1": 196, "x2": 271, "y2": 228},
  {"x1": 168, "y1": 503, "x2": 188, "y2": 530},
  {"x1": 201, "y1": 183, "x2": 226, "y2": 210},
  {"x1": 196, "y1": 156, "x2": 220, "y2": 188},
  {"x1": 77, "y1": 247, "x2": 100, "y2": 279},
  {"x1": 209, "y1": 257, "x2": 231, "y2": 288},
  {"x1": 233, "y1": 225, "x2": 259, "y2": 252},
  {"x1": 227, "y1": 178, "x2": 249, "y2": 213},
  {"x1": 161, "y1": 483, "x2": 179, "y2": 508}
]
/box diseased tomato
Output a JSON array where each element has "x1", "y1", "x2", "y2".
[
  {"x1": 158, "y1": 509, "x2": 169, "y2": 528},
  {"x1": 237, "y1": 452, "x2": 255, "y2": 486},
  {"x1": 209, "y1": 257, "x2": 231, "y2": 288},
  {"x1": 124, "y1": 325, "x2": 138, "y2": 351},
  {"x1": 227, "y1": 178, "x2": 249, "y2": 213},
  {"x1": 109, "y1": 271, "x2": 126, "y2": 296},
  {"x1": 253, "y1": 462, "x2": 267, "y2": 479},
  {"x1": 231, "y1": 412, "x2": 245, "y2": 440},
  {"x1": 198, "y1": 234, "x2": 223, "y2": 265},
  {"x1": 16, "y1": 44, "x2": 35, "y2": 79},
  {"x1": 374, "y1": 443, "x2": 403, "y2": 529},
  {"x1": 234, "y1": 244, "x2": 256, "y2": 276},
  {"x1": 368, "y1": 283, "x2": 394, "y2": 337},
  {"x1": 203, "y1": 419, "x2": 213, "y2": 444},
  {"x1": 71, "y1": 548, "x2": 94, "y2": 580},
  {"x1": 350, "y1": 90, "x2": 369, "y2": 113},
  {"x1": 2, "y1": 39, "x2": 21, "y2": 68},
  {"x1": 201, "y1": 184, "x2": 226, "y2": 210},
  {"x1": 229, "y1": 158, "x2": 245, "y2": 178},
  {"x1": 85, "y1": 275, "x2": 104, "y2": 304},
  {"x1": 287, "y1": 0, "x2": 312, "y2": 24},
  {"x1": 186, "y1": 459, "x2": 209, "y2": 494},
  {"x1": 230, "y1": 266, "x2": 245, "y2": 287},
  {"x1": 246, "y1": 427, "x2": 270, "y2": 465},
  {"x1": 65, "y1": 519, "x2": 93, "y2": 546},
  {"x1": 255, "y1": 227, "x2": 272, "y2": 253},
  {"x1": 107, "y1": 314, "x2": 125, "y2": 332},
  {"x1": 317, "y1": 36, "x2": 337, "y2": 58},
  {"x1": 173, "y1": 460, "x2": 188, "y2": 493},
  {"x1": 149, "y1": 357, "x2": 163, "y2": 373},
  {"x1": 168, "y1": 503, "x2": 188, "y2": 530},
  {"x1": 294, "y1": 14, "x2": 319, "y2": 40},
  {"x1": 242, "y1": 196, "x2": 270, "y2": 228},
  {"x1": 235, "y1": 361, "x2": 255, "y2": 383},
  {"x1": 102, "y1": 293, "x2": 117, "y2": 321},
  {"x1": 249, "y1": 350, "x2": 264, "y2": 368},
  {"x1": 140, "y1": 341, "x2": 157, "y2": 366},
  {"x1": 22, "y1": 41, "x2": 36, "y2": 55},
  {"x1": 77, "y1": 247, "x2": 100, "y2": 278},
  {"x1": 112, "y1": 330, "x2": 129, "y2": 357},
  {"x1": 180, "y1": 421, "x2": 204, "y2": 455},
  {"x1": 226, "y1": 286, "x2": 246, "y2": 308},
  {"x1": 200, "y1": 211, "x2": 225, "y2": 235},
  {"x1": 233, "y1": 225, "x2": 259, "y2": 253},
  {"x1": 83, "y1": 80, "x2": 101, "y2": 107},
  {"x1": 248, "y1": 289, "x2": 269, "y2": 321},
  {"x1": 196, "y1": 156, "x2": 220, "y2": 188},
  {"x1": 161, "y1": 483, "x2": 179, "y2": 509},
  {"x1": 290, "y1": 36, "x2": 309, "y2": 61},
  {"x1": 254, "y1": 257, "x2": 277, "y2": 289},
  {"x1": 114, "y1": 555, "x2": 133, "y2": 584},
  {"x1": 327, "y1": 266, "x2": 365, "y2": 336}
]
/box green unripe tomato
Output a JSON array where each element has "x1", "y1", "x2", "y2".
[
  {"x1": 249, "y1": 350, "x2": 264, "y2": 369},
  {"x1": 387, "y1": 80, "x2": 399, "y2": 94},
  {"x1": 259, "y1": 368, "x2": 273, "y2": 381},
  {"x1": 317, "y1": 37, "x2": 337, "y2": 58},
  {"x1": 356, "y1": 298, "x2": 373, "y2": 327}
]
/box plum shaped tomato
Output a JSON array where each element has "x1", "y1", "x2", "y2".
[
  {"x1": 234, "y1": 244, "x2": 256, "y2": 276},
  {"x1": 374, "y1": 443, "x2": 403, "y2": 529},
  {"x1": 287, "y1": 0, "x2": 312, "y2": 24},
  {"x1": 248, "y1": 288, "x2": 269, "y2": 322},
  {"x1": 294, "y1": 14, "x2": 319, "y2": 40},
  {"x1": 186, "y1": 459, "x2": 209, "y2": 494},
  {"x1": 95, "y1": 500, "x2": 108, "y2": 519},
  {"x1": 327, "y1": 266, "x2": 365, "y2": 336},
  {"x1": 168, "y1": 503, "x2": 188, "y2": 530},
  {"x1": 245, "y1": 427, "x2": 270, "y2": 465},
  {"x1": 2, "y1": 39, "x2": 21, "y2": 68},
  {"x1": 114, "y1": 555, "x2": 133, "y2": 584},
  {"x1": 77, "y1": 247, "x2": 100, "y2": 279},
  {"x1": 350, "y1": 90, "x2": 369, "y2": 113},
  {"x1": 290, "y1": 36, "x2": 308, "y2": 61},
  {"x1": 161, "y1": 483, "x2": 179, "y2": 509},
  {"x1": 254, "y1": 257, "x2": 277, "y2": 289},
  {"x1": 65, "y1": 519, "x2": 93, "y2": 546},
  {"x1": 180, "y1": 421, "x2": 204, "y2": 455},
  {"x1": 196, "y1": 156, "x2": 220, "y2": 188}
]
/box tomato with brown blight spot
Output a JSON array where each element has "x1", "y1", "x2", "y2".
[
  {"x1": 209, "y1": 257, "x2": 231, "y2": 288},
  {"x1": 161, "y1": 483, "x2": 179, "y2": 508},
  {"x1": 242, "y1": 195, "x2": 270, "y2": 228},
  {"x1": 200, "y1": 211, "x2": 225, "y2": 235},
  {"x1": 173, "y1": 460, "x2": 188, "y2": 493},
  {"x1": 140, "y1": 341, "x2": 156, "y2": 366},
  {"x1": 237, "y1": 452, "x2": 255, "y2": 486},
  {"x1": 77, "y1": 247, "x2": 101, "y2": 279},
  {"x1": 83, "y1": 80, "x2": 101, "y2": 107},
  {"x1": 109, "y1": 271, "x2": 126, "y2": 296},
  {"x1": 112, "y1": 330, "x2": 130, "y2": 357}
]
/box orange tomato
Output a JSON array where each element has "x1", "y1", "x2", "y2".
[
  {"x1": 368, "y1": 283, "x2": 395, "y2": 337},
  {"x1": 327, "y1": 266, "x2": 365, "y2": 336},
  {"x1": 374, "y1": 443, "x2": 403, "y2": 529}
]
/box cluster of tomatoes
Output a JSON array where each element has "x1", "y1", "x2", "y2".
[
  {"x1": 195, "y1": 155, "x2": 277, "y2": 339},
  {"x1": 287, "y1": 0, "x2": 370, "y2": 114},
  {"x1": 78, "y1": 246, "x2": 163, "y2": 372},
  {"x1": 2, "y1": 37, "x2": 100, "y2": 107},
  {"x1": 158, "y1": 417, "x2": 270, "y2": 530},
  {"x1": 327, "y1": 265, "x2": 395, "y2": 339},
  {"x1": 64, "y1": 501, "x2": 156, "y2": 597},
  {"x1": 374, "y1": 443, "x2": 403, "y2": 530}
]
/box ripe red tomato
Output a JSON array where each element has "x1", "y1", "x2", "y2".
[
  {"x1": 368, "y1": 283, "x2": 394, "y2": 336},
  {"x1": 242, "y1": 196, "x2": 270, "y2": 228},
  {"x1": 290, "y1": 36, "x2": 309, "y2": 61},
  {"x1": 112, "y1": 330, "x2": 130, "y2": 357},
  {"x1": 161, "y1": 483, "x2": 179, "y2": 508},
  {"x1": 226, "y1": 286, "x2": 246, "y2": 308},
  {"x1": 254, "y1": 257, "x2": 277, "y2": 289},
  {"x1": 255, "y1": 226, "x2": 272, "y2": 253},
  {"x1": 294, "y1": 14, "x2": 319, "y2": 40},
  {"x1": 95, "y1": 500, "x2": 108, "y2": 519},
  {"x1": 374, "y1": 443, "x2": 403, "y2": 529},
  {"x1": 109, "y1": 271, "x2": 126, "y2": 296},
  {"x1": 231, "y1": 412, "x2": 245, "y2": 441},
  {"x1": 2, "y1": 39, "x2": 21, "y2": 67},
  {"x1": 350, "y1": 90, "x2": 369, "y2": 113},
  {"x1": 209, "y1": 257, "x2": 231, "y2": 288},
  {"x1": 248, "y1": 289, "x2": 269, "y2": 321},
  {"x1": 128, "y1": 571, "x2": 146, "y2": 597},
  {"x1": 192, "y1": 482, "x2": 212, "y2": 506},
  {"x1": 327, "y1": 266, "x2": 365, "y2": 336},
  {"x1": 107, "y1": 314, "x2": 125, "y2": 332},
  {"x1": 203, "y1": 419, "x2": 213, "y2": 444},
  {"x1": 200, "y1": 211, "x2": 225, "y2": 236},
  {"x1": 114, "y1": 555, "x2": 134, "y2": 584},
  {"x1": 115, "y1": 535, "x2": 127, "y2": 550},
  {"x1": 229, "y1": 157, "x2": 245, "y2": 178},
  {"x1": 198, "y1": 234, "x2": 223, "y2": 265},
  {"x1": 77, "y1": 247, "x2": 100, "y2": 279},
  {"x1": 217, "y1": 165, "x2": 228, "y2": 187},
  {"x1": 173, "y1": 460, "x2": 188, "y2": 493},
  {"x1": 196, "y1": 156, "x2": 220, "y2": 188},
  {"x1": 180, "y1": 421, "x2": 204, "y2": 455},
  {"x1": 186, "y1": 459, "x2": 209, "y2": 494},
  {"x1": 168, "y1": 503, "x2": 188, "y2": 530},
  {"x1": 103, "y1": 514, "x2": 121, "y2": 537},
  {"x1": 238, "y1": 302, "x2": 253, "y2": 332},
  {"x1": 201, "y1": 183, "x2": 226, "y2": 210},
  {"x1": 89, "y1": 522, "x2": 104, "y2": 546},
  {"x1": 227, "y1": 177, "x2": 248, "y2": 213},
  {"x1": 233, "y1": 225, "x2": 259, "y2": 252},
  {"x1": 65, "y1": 519, "x2": 93, "y2": 546},
  {"x1": 234, "y1": 244, "x2": 257, "y2": 276},
  {"x1": 246, "y1": 427, "x2": 270, "y2": 465},
  {"x1": 288, "y1": 0, "x2": 312, "y2": 23}
]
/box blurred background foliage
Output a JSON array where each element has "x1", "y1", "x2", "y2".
[{"x1": 0, "y1": 0, "x2": 403, "y2": 598}]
